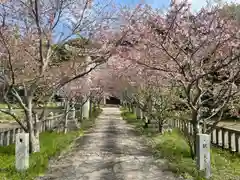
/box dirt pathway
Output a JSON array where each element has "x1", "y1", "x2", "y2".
[{"x1": 37, "y1": 107, "x2": 182, "y2": 180}]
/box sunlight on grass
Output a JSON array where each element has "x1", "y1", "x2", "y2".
[
  {"x1": 0, "y1": 103, "x2": 24, "y2": 121},
  {"x1": 0, "y1": 110, "x2": 24, "y2": 121},
  {"x1": 0, "y1": 131, "x2": 79, "y2": 179},
  {"x1": 121, "y1": 107, "x2": 240, "y2": 180},
  {"x1": 0, "y1": 108, "x2": 102, "y2": 180}
]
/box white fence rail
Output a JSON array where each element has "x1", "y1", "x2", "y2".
[
  {"x1": 167, "y1": 119, "x2": 240, "y2": 154},
  {"x1": 0, "y1": 113, "x2": 65, "y2": 146}
]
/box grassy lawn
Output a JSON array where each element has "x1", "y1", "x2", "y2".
[
  {"x1": 0, "y1": 103, "x2": 23, "y2": 122},
  {"x1": 0, "y1": 103, "x2": 60, "y2": 109},
  {"x1": 80, "y1": 108, "x2": 103, "y2": 130},
  {"x1": 0, "y1": 102, "x2": 61, "y2": 122},
  {"x1": 120, "y1": 107, "x2": 240, "y2": 180},
  {"x1": 45, "y1": 102, "x2": 58, "y2": 107},
  {"x1": 0, "y1": 108, "x2": 102, "y2": 180},
  {"x1": 0, "y1": 104, "x2": 20, "y2": 109},
  {"x1": 0, "y1": 110, "x2": 24, "y2": 122}
]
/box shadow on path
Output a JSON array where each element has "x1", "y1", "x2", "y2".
[
  {"x1": 36, "y1": 107, "x2": 182, "y2": 180},
  {"x1": 98, "y1": 118, "x2": 124, "y2": 180}
]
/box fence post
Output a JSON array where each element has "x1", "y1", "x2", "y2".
[
  {"x1": 235, "y1": 134, "x2": 240, "y2": 153},
  {"x1": 34, "y1": 114, "x2": 40, "y2": 152},
  {"x1": 67, "y1": 105, "x2": 79, "y2": 131},
  {"x1": 228, "y1": 132, "x2": 233, "y2": 151},
  {"x1": 103, "y1": 95, "x2": 106, "y2": 105},
  {"x1": 46, "y1": 119, "x2": 50, "y2": 130},
  {"x1": 3, "y1": 130, "x2": 10, "y2": 146},
  {"x1": 15, "y1": 133, "x2": 29, "y2": 171},
  {"x1": 10, "y1": 129, "x2": 15, "y2": 144},
  {"x1": 140, "y1": 109, "x2": 143, "y2": 119},
  {"x1": 82, "y1": 99, "x2": 90, "y2": 119},
  {"x1": 49, "y1": 112, "x2": 54, "y2": 129},
  {"x1": 0, "y1": 132, "x2": 4, "y2": 145},
  {"x1": 136, "y1": 106, "x2": 141, "y2": 119},
  {"x1": 196, "y1": 133, "x2": 211, "y2": 179},
  {"x1": 71, "y1": 106, "x2": 76, "y2": 120},
  {"x1": 223, "y1": 130, "x2": 228, "y2": 149}
]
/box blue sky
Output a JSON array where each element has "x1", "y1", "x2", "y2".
[
  {"x1": 54, "y1": 0, "x2": 240, "y2": 43},
  {"x1": 54, "y1": 0, "x2": 171, "y2": 42},
  {"x1": 113, "y1": 0, "x2": 170, "y2": 9},
  {"x1": 114, "y1": 0, "x2": 240, "y2": 11}
]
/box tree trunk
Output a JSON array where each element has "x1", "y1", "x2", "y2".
[
  {"x1": 192, "y1": 123, "x2": 199, "y2": 160},
  {"x1": 158, "y1": 119, "x2": 163, "y2": 133},
  {"x1": 79, "y1": 104, "x2": 83, "y2": 122},
  {"x1": 89, "y1": 97, "x2": 92, "y2": 118},
  {"x1": 97, "y1": 101, "x2": 100, "y2": 108},
  {"x1": 143, "y1": 115, "x2": 149, "y2": 129},
  {"x1": 64, "y1": 101, "x2": 69, "y2": 134},
  {"x1": 191, "y1": 109, "x2": 199, "y2": 159},
  {"x1": 189, "y1": 140, "x2": 195, "y2": 160},
  {"x1": 29, "y1": 129, "x2": 40, "y2": 153},
  {"x1": 26, "y1": 98, "x2": 40, "y2": 153},
  {"x1": 131, "y1": 104, "x2": 134, "y2": 113},
  {"x1": 92, "y1": 102, "x2": 96, "y2": 113},
  {"x1": 33, "y1": 113, "x2": 40, "y2": 152}
]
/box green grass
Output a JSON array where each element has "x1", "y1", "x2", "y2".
[
  {"x1": 0, "y1": 102, "x2": 62, "y2": 121},
  {"x1": 121, "y1": 107, "x2": 240, "y2": 180},
  {"x1": 120, "y1": 107, "x2": 157, "y2": 136},
  {"x1": 0, "y1": 104, "x2": 20, "y2": 109},
  {"x1": 45, "y1": 102, "x2": 58, "y2": 107},
  {"x1": 0, "y1": 131, "x2": 80, "y2": 179},
  {"x1": 80, "y1": 108, "x2": 103, "y2": 130},
  {"x1": 0, "y1": 108, "x2": 102, "y2": 180},
  {"x1": 0, "y1": 110, "x2": 24, "y2": 121},
  {"x1": 0, "y1": 103, "x2": 23, "y2": 121}
]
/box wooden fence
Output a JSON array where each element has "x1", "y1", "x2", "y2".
[
  {"x1": 0, "y1": 112, "x2": 65, "y2": 146},
  {"x1": 167, "y1": 119, "x2": 240, "y2": 154},
  {"x1": 127, "y1": 105, "x2": 240, "y2": 154},
  {"x1": 134, "y1": 107, "x2": 240, "y2": 154}
]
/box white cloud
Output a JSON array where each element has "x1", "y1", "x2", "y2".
[
  {"x1": 147, "y1": 0, "x2": 240, "y2": 11},
  {"x1": 189, "y1": 0, "x2": 240, "y2": 12}
]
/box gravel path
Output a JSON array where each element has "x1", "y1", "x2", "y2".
[{"x1": 36, "y1": 107, "x2": 181, "y2": 180}]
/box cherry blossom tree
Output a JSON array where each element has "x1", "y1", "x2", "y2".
[
  {"x1": 0, "y1": 0, "x2": 142, "y2": 153},
  {"x1": 0, "y1": 0, "x2": 99, "y2": 153},
  {"x1": 59, "y1": 77, "x2": 92, "y2": 133},
  {"x1": 104, "y1": 54, "x2": 178, "y2": 133},
  {"x1": 115, "y1": 1, "x2": 240, "y2": 158}
]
